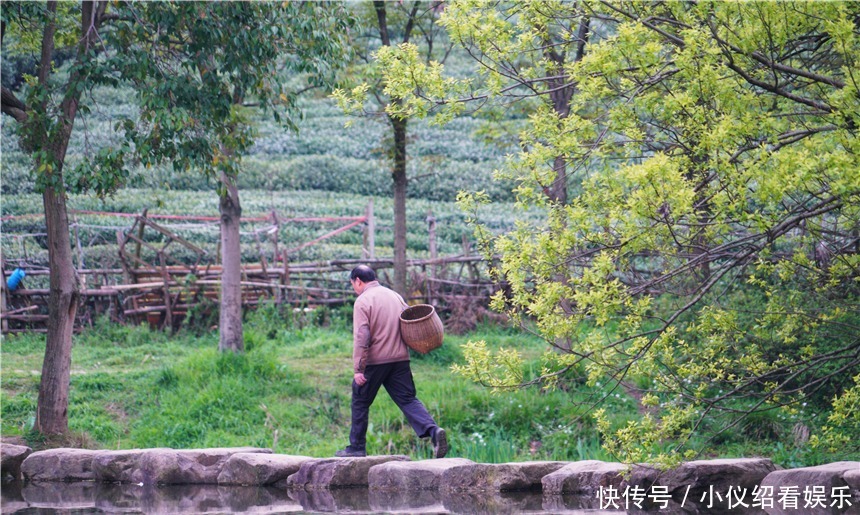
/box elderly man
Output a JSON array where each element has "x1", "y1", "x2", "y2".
[{"x1": 335, "y1": 265, "x2": 448, "y2": 459}]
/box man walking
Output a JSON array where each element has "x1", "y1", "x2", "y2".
[{"x1": 336, "y1": 265, "x2": 448, "y2": 458}]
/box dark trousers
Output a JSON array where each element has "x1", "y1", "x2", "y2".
[{"x1": 349, "y1": 360, "x2": 436, "y2": 450}]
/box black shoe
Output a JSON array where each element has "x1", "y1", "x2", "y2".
[
  {"x1": 432, "y1": 428, "x2": 448, "y2": 459},
  {"x1": 335, "y1": 447, "x2": 366, "y2": 457}
]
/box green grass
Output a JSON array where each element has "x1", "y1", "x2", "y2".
[
  {"x1": 1, "y1": 312, "x2": 614, "y2": 462},
  {"x1": 0, "y1": 311, "x2": 844, "y2": 466}
]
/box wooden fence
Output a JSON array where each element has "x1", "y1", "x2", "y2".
[{"x1": 1, "y1": 207, "x2": 500, "y2": 334}]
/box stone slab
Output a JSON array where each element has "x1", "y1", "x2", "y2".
[
  {"x1": 542, "y1": 460, "x2": 627, "y2": 494},
  {"x1": 217, "y1": 453, "x2": 315, "y2": 486},
  {"x1": 137, "y1": 447, "x2": 272, "y2": 485},
  {"x1": 441, "y1": 461, "x2": 568, "y2": 492},
  {"x1": 21, "y1": 448, "x2": 101, "y2": 482},
  {"x1": 844, "y1": 468, "x2": 860, "y2": 494},
  {"x1": 1, "y1": 443, "x2": 32, "y2": 481},
  {"x1": 761, "y1": 461, "x2": 860, "y2": 515},
  {"x1": 92, "y1": 448, "x2": 167, "y2": 483},
  {"x1": 286, "y1": 455, "x2": 410, "y2": 490},
  {"x1": 369, "y1": 458, "x2": 474, "y2": 491},
  {"x1": 628, "y1": 457, "x2": 778, "y2": 500}
]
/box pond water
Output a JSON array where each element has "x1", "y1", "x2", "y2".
[{"x1": 1, "y1": 480, "x2": 779, "y2": 514}]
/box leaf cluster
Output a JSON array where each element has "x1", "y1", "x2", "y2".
[{"x1": 444, "y1": 0, "x2": 860, "y2": 462}]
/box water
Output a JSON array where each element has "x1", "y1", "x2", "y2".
[
  {"x1": 1, "y1": 481, "x2": 783, "y2": 514},
  {"x1": 0, "y1": 481, "x2": 601, "y2": 514}
]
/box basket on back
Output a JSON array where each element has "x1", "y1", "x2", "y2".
[{"x1": 400, "y1": 304, "x2": 444, "y2": 354}]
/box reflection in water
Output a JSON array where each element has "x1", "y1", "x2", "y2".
[
  {"x1": 1, "y1": 480, "x2": 782, "y2": 514},
  {"x1": 369, "y1": 489, "x2": 445, "y2": 513},
  {"x1": 288, "y1": 488, "x2": 371, "y2": 512},
  {"x1": 443, "y1": 490, "x2": 545, "y2": 514},
  {"x1": 1, "y1": 481, "x2": 302, "y2": 514}
]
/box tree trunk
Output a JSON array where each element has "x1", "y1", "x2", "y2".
[
  {"x1": 544, "y1": 17, "x2": 588, "y2": 206},
  {"x1": 32, "y1": 0, "x2": 104, "y2": 435},
  {"x1": 391, "y1": 116, "x2": 409, "y2": 296},
  {"x1": 545, "y1": 18, "x2": 590, "y2": 351},
  {"x1": 374, "y1": 1, "x2": 419, "y2": 296},
  {"x1": 35, "y1": 183, "x2": 79, "y2": 434},
  {"x1": 219, "y1": 170, "x2": 244, "y2": 353}
]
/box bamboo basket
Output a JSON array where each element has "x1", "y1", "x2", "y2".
[{"x1": 400, "y1": 304, "x2": 444, "y2": 354}]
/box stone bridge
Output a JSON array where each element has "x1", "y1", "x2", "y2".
[{"x1": 1, "y1": 444, "x2": 858, "y2": 513}]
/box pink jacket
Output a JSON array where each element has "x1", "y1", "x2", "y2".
[{"x1": 352, "y1": 281, "x2": 409, "y2": 373}]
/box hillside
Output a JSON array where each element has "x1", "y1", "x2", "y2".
[{"x1": 1, "y1": 80, "x2": 533, "y2": 276}]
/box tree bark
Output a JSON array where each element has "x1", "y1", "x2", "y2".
[
  {"x1": 1, "y1": 87, "x2": 27, "y2": 123},
  {"x1": 218, "y1": 170, "x2": 244, "y2": 353},
  {"x1": 391, "y1": 116, "x2": 409, "y2": 295},
  {"x1": 546, "y1": 18, "x2": 589, "y2": 351},
  {"x1": 547, "y1": 75, "x2": 572, "y2": 205}
]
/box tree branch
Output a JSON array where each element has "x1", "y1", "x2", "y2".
[
  {"x1": 401, "y1": 1, "x2": 420, "y2": 44},
  {"x1": 1, "y1": 87, "x2": 28, "y2": 122}
]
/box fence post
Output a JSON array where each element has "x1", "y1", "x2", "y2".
[
  {"x1": 271, "y1": 211, "x2": 281, "y2": 304},
  {"x1": 363, "y1": 199, "x2": 375, "y2": 260},
  {"x1": 117, "y1": 230, "x2": 131, "y2": 285},
  {"x1": 254, "y1": 231, "x2": 268, "y2": 277},
  {"x1": 282, "y1": 250, "x2": 290, "y2": 304},
  {"x1": 426, "y1": 211, "x2": 437, "y2": 305},
  {"x1": 73, "y1": 214, "x2": 85, "y2": 288},
  {"x1": 1, "y1": 265, "x2": 8, "y2": 333},
  {"x1": 158, "y1": 252, "x2": 173, "y2": 331},
  {"x1": 134, "y1": 209, "x2": 148, "y2": 277}
]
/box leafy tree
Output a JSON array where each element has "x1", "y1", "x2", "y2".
[
  {"x1": 333, "y1": 1, "x2": 453, "y2": 295},
  {"x1": 437, "y1": 0, "x2": 591, "y2": 205},
  {"x1": 103, "y1": 1, "x2": 353, "y2": 352},
  {"x1": 2, "y1": 0, "x2": 109, "y2": 435},
  {"x1": 392, "y1": 1, "x2": 860, "y2": 462},
  {"x1": 0, "y1": 0, "x2": 352, "y2": 434}
]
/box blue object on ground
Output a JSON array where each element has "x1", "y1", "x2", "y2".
[{"x1": 6, "y1": 268, "x2": 25, "y2": 291}]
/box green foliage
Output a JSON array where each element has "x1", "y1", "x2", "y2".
[
  {"x1": 811, "y1": 373, "x2": 860, "y2": 455},
  {"x1": 419, "y1": 1, "x2": 860, "y2": 465},
  {"x1": 93, "y1": 1, "x2": 353, "y2": 189}
]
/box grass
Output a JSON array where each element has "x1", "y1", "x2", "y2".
[
  {"x1": 0, "y1": 311, "x2": 612, "y2": 463},
  {"x1": 1, "y1": 309, "x2": 844, "y2": 467}
]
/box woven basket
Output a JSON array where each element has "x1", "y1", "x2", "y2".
[{"x1": 400, "y1": 304, "x2": 444, "y2": 354}]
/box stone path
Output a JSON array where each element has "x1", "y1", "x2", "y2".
[{"x1": 1, "y1": 443, "x2": 858, "y2": 513}]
